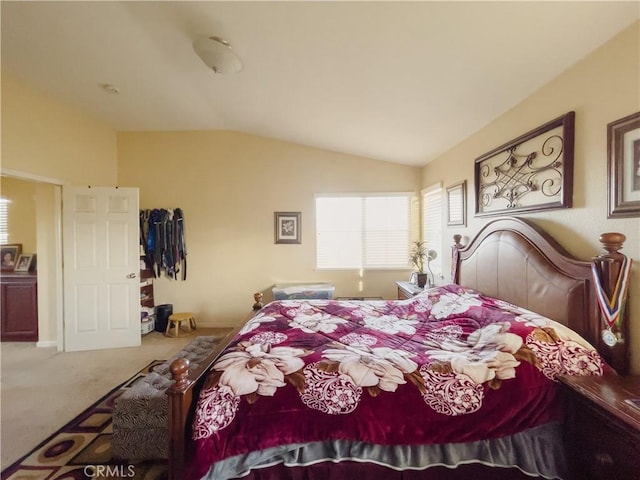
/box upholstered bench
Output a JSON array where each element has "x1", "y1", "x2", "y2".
[{"x1": 112, "y1": 336, "x2": 219, "y2": 461}]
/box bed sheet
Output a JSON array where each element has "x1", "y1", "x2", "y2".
[{"x1": 187, "y1": 284, "x2": 605, "y2": 480}]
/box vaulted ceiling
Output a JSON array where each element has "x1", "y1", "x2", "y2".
[{"x1": 2, "y1": 1, "x2": 638, "y2": 166}]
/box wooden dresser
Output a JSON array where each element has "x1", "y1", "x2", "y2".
[
  {"x1": 1, "y1": 272, "x2": 38, "y2": 341},
  {"x1": 559, "y1": 374, "x2": 640, "y2": 480}
]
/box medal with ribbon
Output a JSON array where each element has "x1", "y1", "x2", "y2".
[{"x1": 591, "y1": 256, "x2": 632, "y2": 347}]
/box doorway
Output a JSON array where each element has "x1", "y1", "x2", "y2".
[{"x1": 0, "y1": 172, "x2": 63, "y2": 349}]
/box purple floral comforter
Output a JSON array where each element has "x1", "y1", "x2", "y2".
[{"x1": 187, "y1": 284, "x2": 605, "y2": 479}]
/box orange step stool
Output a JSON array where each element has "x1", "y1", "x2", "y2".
[{"x1": 165, "y1": 312, "x2": 197, "y2": 337}]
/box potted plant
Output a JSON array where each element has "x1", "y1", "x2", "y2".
[
  {"x1": 410, "y1": 241, "x2": 438, "y2": 288},
  {"x1": 409, "y1": 241, "x2": 429, "y2": 287}
]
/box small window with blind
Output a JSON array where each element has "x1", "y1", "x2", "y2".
[
  {"x1": 0, "y1": 198, "x2": 9, "y2": 244},
  {"x1": 422, "y1": 184, "x2": 443, "y2": 280},
  {"x1": 316, "y1": 193, "x2": 414, "y2": 270}
]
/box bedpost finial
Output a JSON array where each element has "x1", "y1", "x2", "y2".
[
  {"x1": 453, "y1": 234, "x2": 463, "y2": 248},
  {"x1": 169, "y1": 357, "x2": 190, "y2": 389},
  {"x1": 253, "y1": 292, "x2": 264, "y2": 310},
  {"x1": 599, "y1": 232, "x2": 626, "y2": 255},
  {"x1": 594, "y1": 231, "x2": 629, "y2": 375}
]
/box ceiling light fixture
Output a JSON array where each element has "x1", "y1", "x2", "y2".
[{"x1": 193, "y1": 36, "x2": 243, "y2": 74}]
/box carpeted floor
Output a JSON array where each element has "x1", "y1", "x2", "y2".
[{"x1": 1, "y1": 360, "x2": 168, "y2": 480}]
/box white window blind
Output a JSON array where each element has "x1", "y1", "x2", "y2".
[
  {"x1": 0, "y1": 198, "x2": 9, "y2": 245},
  {"x1": 316, "y1": 194, "x2": 412, "y2": 269},
  {"x1": 422, "y1": 184, "x2": 443, "y2": 278}
]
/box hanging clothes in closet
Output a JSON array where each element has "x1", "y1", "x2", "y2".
[{"x1": 139, "y1": 208, "x2": 187, "y2": 280}]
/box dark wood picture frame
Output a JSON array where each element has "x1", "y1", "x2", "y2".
[
  {"x1": 1, "y1": 244, "x2": 22, "y2": 271},
  {"x1": 274, "y1": 212, "x2": 301, "y2": 244},
  {"x1": 607, "y1": 111, "x2": 640, "y2": 218},
  {"x1": 446, "y1": 180, "x2": 467, "y2": 226},
  {"x1": 474, "y1": 111, "x2": 575, "y2": 217}
]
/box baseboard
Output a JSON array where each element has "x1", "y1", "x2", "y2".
[
  {"x1": 196, "y1": 322, "x2": 238, "y2": 329},
  {"x1": 36, "y1": 340, "x2": 57, "y2": 348}
]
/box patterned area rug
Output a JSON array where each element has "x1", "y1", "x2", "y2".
[{"x1": 1, "y1": 360, "x2": 168, "y2": 480}]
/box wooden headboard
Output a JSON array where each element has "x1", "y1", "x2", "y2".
[{"x1": 451, "y1": 216, "x2": 629, "y2": 374}]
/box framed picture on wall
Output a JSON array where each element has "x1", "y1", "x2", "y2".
[
  {"x1": 1, "y1": 244, "x2": 22, "y2": 271},
  {"x1": 446, "y1": 181, "x2": 467, "y2": 226},
  {"x1": 274, "y1": 212, "x2": 301, "y2": 244},
  {"x1": 474, "y1": 111, "x2": 575, "y2": 217},
  {"x1": 608, "y1": 111, "x2": 640, "y2": 218}
]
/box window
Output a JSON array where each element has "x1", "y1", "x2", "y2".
[
  {"x1": 0, "y1": 198, "x2": 9, "y2": 245},
  {"x1": 316, "y1": 193, "x2": 413, "y2": 269},
  {"x1": 422, "y1": 184, "x2": 443, "y2": 279}
]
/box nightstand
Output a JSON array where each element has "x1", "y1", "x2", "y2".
[
  {"x1": 559, "y1": 374, "x2": 640, "y2": 480},
  {"x1": 395, "y1": 281, "x2": 423, "y2": 300}
]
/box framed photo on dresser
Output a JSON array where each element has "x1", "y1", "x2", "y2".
[
  {"x1": 1, "y1": 244, "x2": 22, "y2": 271},
  {"x1": 14, "y1": 254, "x2": 34, "y2": 272}
]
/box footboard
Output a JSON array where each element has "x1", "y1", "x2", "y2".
[{"x1": 166, "y1": 293, "x2": 264, "y2": 480}]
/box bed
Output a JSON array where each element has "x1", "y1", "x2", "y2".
[{"x1": 166, "y1": 216, "x2": 630, "y2": 480}]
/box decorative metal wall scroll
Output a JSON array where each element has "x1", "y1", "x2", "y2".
[
  {"x1": 474, "y1": 112, "x2": 575, "y2": 217},
  {"x1": 607, "y1": 111, "x2": 640, "y2": 218}
]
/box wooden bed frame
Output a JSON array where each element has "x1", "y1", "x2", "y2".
[{"x1": 166, "y1": 216, "x2": 630, "y2": 480}]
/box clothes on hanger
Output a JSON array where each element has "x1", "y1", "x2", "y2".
[{"x1": 140, "y1": 208, "x2": 187, "y2": 280}]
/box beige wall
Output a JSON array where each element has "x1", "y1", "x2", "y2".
[
  {"x1": 423, "y1": 22, "x2": 640, "y2": 373},
  {"x1": 1, "y1": 73, "x2": 120, "y2": 346},
  {"x1": 118, "y1": 131, "x2": 422, "y2": 325},
  {"x1": 1, "y1": 72, "x2": 118, "y2": 185},
  {"x1": 0, "y1": 177, "x2": 37, "y2": 252},
  {"x1": 33, "y1": 183, "x2": 60, "y2": 345}
]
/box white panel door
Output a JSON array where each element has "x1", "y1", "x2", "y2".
[{"x1": 62, "y1": 186, "x2": 140, "y2": 351}]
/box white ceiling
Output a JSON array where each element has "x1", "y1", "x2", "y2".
[{"x1": 2, "y1": 1, "x2": 638, "y2": 166}]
